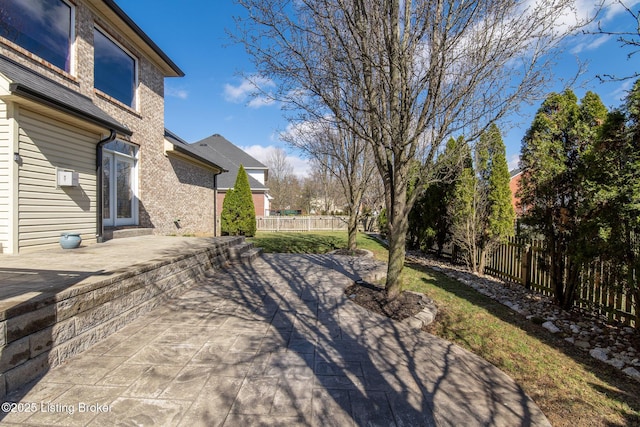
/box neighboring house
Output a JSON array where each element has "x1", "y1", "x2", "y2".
[
  {"x1": 0, "y1": 0, "x2": 223, "y2": 254},
  {"x1": 509, "y1": 168, "x2": 523, "y2": 216},
  {"x1": 190, "y1": 134, "x2": 271, "y2": 218}
]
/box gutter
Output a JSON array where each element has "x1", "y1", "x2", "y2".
[
  {"x1": 9, "y1": 83, "x2": 131, "y2": 136},
  {"x1": 96, "y1": 130, "x2": 117, "y2": 243},
  {"x1": 211, "y1": 169, "x2": 228, "y2": 236}
]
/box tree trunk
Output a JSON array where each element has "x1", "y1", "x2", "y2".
[
  {"x1": 347, "y1": 210, "x2": 358, "y2": 250},
  {"x1": 550, "y1": 240, "x2": 568, "y2": 308},
  {"x1": 385, "y1": 185, "x2": 409, "y2": 300},
  {"x1": 563, "y1": 260, "x2": 580, "y2": 311},
  {"x1": 386, "y1": 223, "x2": 408, "y2": 300},
  {"x1": 478, "y1": 247, "x2": 487, "y2": 276}
]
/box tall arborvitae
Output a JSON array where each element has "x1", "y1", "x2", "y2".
[
  {"x1": 484, "y1": 124, "x2": 516, "y2": 271},
  {"x1": 408, "y1": 136, "x2": 465, "y2": 255},
  {"x1": 583, "y1": 79, "x2": 640, "y2": 321},
  {"x1": 449, "y1": 140, "x2": 478, "y2": 271},
  {"x1": 519, "y1": 90, "x2": 608, "y2": 309},
  {"x1": 220, "y1": 165, "x2": 257, "y2": 237},
  {"x1": 450, "y1": 125, "x2": 514, "y2": 274}
]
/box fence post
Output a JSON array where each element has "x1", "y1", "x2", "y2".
[{"x1": 521, "y1": 243, "x2": 532, "y2": 290}]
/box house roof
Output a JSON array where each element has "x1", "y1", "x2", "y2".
[
  {"x1": 510, "y1": 168, "x2": 522, "y2": 178},
  {"x1": 164, "y1": 129, "x2": 226, "y2": 173},
  {"x1": 0, "y1": 55, "x2": 131, "y2": 136},
  {"x1": 190, "y1": 134, "x2": 268, "y2": 191},
  {"x1": 91, "y1": 0, "x2": 184, "y2": 77}
]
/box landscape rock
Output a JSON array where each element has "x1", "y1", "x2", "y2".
[
  {"x1": 575, "y1": 340, "x2": 591, "y2": 350},
  {"x1": 405, "y1": 250, "x2": 640, "y2": 382},
  {"x1": 542, "y1": 321, "x2": 561, "y2": 334},
  {"x1": 590, "y1": 348, "x2": 609, "y2": 362},
  {"x1": 607, "y1": 358, "x2": 626, "y2": 369},
  {"x1": 624, "y1": 367, "x2": 640, "y2": 380}
]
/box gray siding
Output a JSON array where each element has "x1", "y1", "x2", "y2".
[{"x1": 17, "y1": 109, "x2": 98, "y2": 251}]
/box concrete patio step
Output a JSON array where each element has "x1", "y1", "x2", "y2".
[
  {"x1": 103, "y1": 227, "x2": 154, "y2": 240},
  {"x1": 241, "y1": 247, "x2": 263, "y2": 264},
  {"x1": 0, "y1": 235, "x2": 263, "y2": 399},
  {"x1": 227, "y1": 241, "x2": 265, "y2": 265}
]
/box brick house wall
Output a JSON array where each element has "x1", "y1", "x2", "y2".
[
  {"x1": 0, "y1": 0, "x2": 217, "y2": 242},
  {"x1": 217, "y1": 191, "x2": 267, "y2": 217},
  {"x1": 509, "y1": 171, "x2": 523, "y2": 216},
  {"x1": 165, "y1": 156, "x2": 216, "y2": 234}
]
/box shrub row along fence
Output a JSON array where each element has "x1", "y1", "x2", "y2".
[
  {"x1": 257, "y1": 216, "x2": 349, "y2": 232},
  {"x1": 444, "y1": 237, "x2": 637, "y2": 327}
]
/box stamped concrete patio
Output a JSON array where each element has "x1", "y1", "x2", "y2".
[{"x1": 1, "y1": 247, "x2": 551, "y2": 426}]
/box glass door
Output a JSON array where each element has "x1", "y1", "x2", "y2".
[
  {"x1": 115, "y1": 157, "x2": 134, "y2": 223},
  {"x1": 103, "y1": 141, "x2": 137, "y2": 227}
]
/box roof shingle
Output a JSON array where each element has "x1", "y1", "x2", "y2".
[
  {"x1": 191, "y1": 134, "x2": 268, "y2": 191},
  {"x1": 0, "y1": 55, "x2": 131, "y2": 136}
]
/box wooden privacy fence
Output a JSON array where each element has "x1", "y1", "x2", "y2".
[
  {"x1": 449, "y1": 237, "x2": 637, "y2": 327},
  {"x1": 257, "y1": 216, "x2": 349, "y2": 232}
]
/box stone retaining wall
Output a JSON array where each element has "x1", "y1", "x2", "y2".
[{"x1": 0, "y1": 236, "x2": 247, "y2": 399}]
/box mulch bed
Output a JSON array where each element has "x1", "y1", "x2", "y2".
[
  {"x1": 332, "y1": 248, "x2": 370, "y2": 256},
  {"x1": 344, "y1": 281, "x2": 425, "y2": 321}
]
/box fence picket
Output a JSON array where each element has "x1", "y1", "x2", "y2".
[
  {"x1": 257, "y1": 216, "x2": 350, "y2": 232},
  {"x1": 437, "y1": 236, "x2": 636, "y2": 327}
]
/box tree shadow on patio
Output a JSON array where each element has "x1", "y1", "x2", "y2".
[{"x1": 184, "y1": 252, "x2": 549, "y2": 425}]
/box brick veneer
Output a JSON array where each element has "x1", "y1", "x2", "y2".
[
  {"x1": 217, "y1": 191, "x2": 267, "y2": 217},
  {"x1": 0, "y1": 0, "x2": 217, "y2": 238}
]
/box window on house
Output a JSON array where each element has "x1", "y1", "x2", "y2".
[
  {"x1": 0, "y1": 0, "x2": 74, "y2": 72},
  {"x1": 94, "y1": 28, "x2": 137, "y2": 108}
]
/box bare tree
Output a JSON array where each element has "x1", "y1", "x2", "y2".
[
  {"x1": 284, "y1": 118, "x2": 376, "y2": 249},
  {"x1": 593, "y1": 0, "x2": 640, "y2": 81},
  {"x1": 264, "y1": 147, "x2": 298, "y2": 212},
  {"x1": 305, "y1": 158, "x2": 345, "y2": 214},
  {"x1": 235, "y1": 0, "x2": 593, "y2": 299}
]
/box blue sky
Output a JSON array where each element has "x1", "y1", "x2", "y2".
[{"x1": 118, "y1": 0, "x2": 640, "y2": 176}]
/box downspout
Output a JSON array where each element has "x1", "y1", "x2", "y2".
[
  {"x1": 96, "y1": 130, "x2": 117, "y2": 243},
  {"x1": 213, "y1": 170, "x2": 220, "y2": 236}
]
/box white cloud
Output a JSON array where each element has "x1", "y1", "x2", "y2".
[
  {"x1": 241, "y1": 144, "x2": 311, "y2": 177},
  {"x1": 508, "y1": 154, "x2": 521, "y2": 172},
  {"x1": 610, "y1": 79, "x2": 635, "y2": 102},
  {"x1": 280, "y1": 118, "x2": 330, "y2": 143},
  {"x1": 223, "y1": 79, "x2": 255, "y2": 103},
  {"x1": 166, "y1": 86, "x2": 189, "y2": 100},
  {"x1": 602, "y1": 0, "x2": 640, "y2": 21},
  {"x1": 240, "y1": 144, "x2": 275, "y2": 161},
  {"x1": 571, "y1": 34, "x2": 610, "y2": 54},
  {"x1": 223, "y1": 76, "x2": 276, "y2": 108},
  {"x1": 247, "y1": 96, "x2": 276, "y2": 108}
]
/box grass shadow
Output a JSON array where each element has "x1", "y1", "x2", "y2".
[{"x1": 404, "y1": 258, "x2": 640, "y2": 426}]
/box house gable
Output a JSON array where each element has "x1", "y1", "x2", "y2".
[{"x1": 192, "y1": 133, "x2": 269, "y2": 191}]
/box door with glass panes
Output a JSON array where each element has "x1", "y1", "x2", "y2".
[{"x1": 102, "y1": 141, "x2": 138, "y2": 226}]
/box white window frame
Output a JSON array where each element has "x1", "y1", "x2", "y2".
[
  {"x1": 93, "y1": 26, "x2": 139, "y2": 110},
  {"x1": 103, "y1": 141, "x2": 139, "y2": 226},
  {"x1": 67, "y1": 1, "x2": 76, "y2": 76},
  {"x1": 0, "y1": 0, "x2": 76, "y2": 74}
]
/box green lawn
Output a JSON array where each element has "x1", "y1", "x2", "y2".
[
  {"x1": 250, "y1": 231, "x2": 640, "y2": 427},
  {"x1": 250, "y1": 231, "x2": 387, "y2": 258}
]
